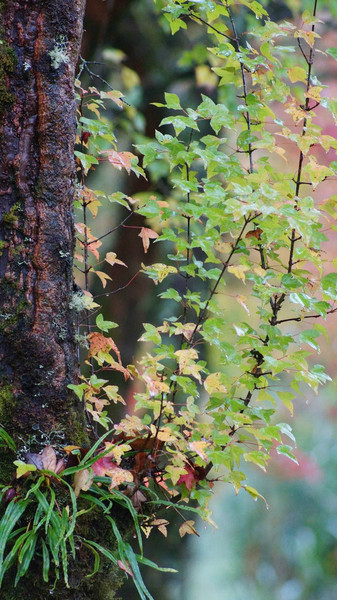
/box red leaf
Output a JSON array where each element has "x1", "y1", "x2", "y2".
[
  {"x1": 177, "y1": 463, "x2": 207, "y2": 491},
  {"x1": 81, "y1": 131, "x2": 91, "y2": 144}
]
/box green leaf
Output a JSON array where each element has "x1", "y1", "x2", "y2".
[
  {"x1": 13, "y1": 460, "x2": 37, "y2": 479},
  {"x1": 96, "y1": 313, "x2": 118, "y2": 332},
  {"x1": 164, "y1": 92, "x2": 182, "y2": 110},
  {"x1": 41, "y1": 539, "x2": 50, "y2": 583},
  {"x1": 135, "y1": 554, "x2": 178, "y2": 573},
  {"x1": 74, "y1": 151, "x2": 99, "y2": 175},
  {"x1": 276, "y1": 444, "x2": 298, "y2": 464},
  {"x1": 0, "y1": 499, "x2": 30, "y2": 581},
  {"x1": 0, "y1": 427, "x2": 16, "y2": 452},
  {"x1": 326, "y1": 47, "x2": 337, "y2": 61},
  {"x1": 243, "y1": 485, "x2": 269, "y2": 508}
]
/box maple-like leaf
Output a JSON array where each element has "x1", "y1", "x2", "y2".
[
  {"x1": 75, "y1": 223, "x2": 102, "y2": 259},
  {"x1": 94, "y1": 270, "x2": 112, "y2": 289},
  {"x1": 87, "y1": 331, "x2": 121, "y2": 364},
  {"x1": 228, "y1": 264, "x2": 249, "y2": 283},
  {"x1": 174, "y1": 349, "x2": 202, "y2": 382},
  {"x1": 101, "y1": 89, "x2": 125, "y2": 109},
  {"x1": 188, "y1": 440, "x2": 209, "y2": 462},
  {"x1": 102, "y1": 442, "x2": 132, "y2": 465},
  {"x1": 179, "y1": 520, "x2": 198, "y2": 538},
  {"x1": 173, "y1": 322, "x2": 198, "y2": 341},
  {"x1": 114, "y1": 414, "x2": 146, "y2": 436},
  {"x1": 91, "y1": 445, "x2": 134, "y2": 490},
  {"x1": 204, "y1": 372, "x2": 228, "y2": 395},
  {"x1": 138, "y1": 227, "x2": 159, "y2": 253},
  {"x1": 151, "y1": 518, "x2": 169, "y2": 537},
  {"x1": 177, "y1": 463, "x2": 208, "y2": 491},
  {"x1": 100, "y1": 150, "x2": 136, "y2": 174},
  {"x1": 105, "y1": 252, "x2": 127, "y2": 267}
]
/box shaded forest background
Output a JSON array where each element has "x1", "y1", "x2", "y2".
[{"x1": 79, "y1": 1, "x2": 337, "y2": 598}]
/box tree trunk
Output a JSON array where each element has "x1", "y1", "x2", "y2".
[{"x1": 0, "y1": 2, "x2": 125, "y2": 598}]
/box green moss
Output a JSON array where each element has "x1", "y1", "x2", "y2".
[
  {"x1": 0, "y1": 384, "x2": 13, "y2": 423},
  {"x1": 0, "y1": 300, "x2": 28, "y2": 332},
  {"x1": 1, "y1": 202, "x2": 20, "y2": 226},
  {"x1": 0, "y1": 38, "x2": 16, "y2": 114},
  {"x1": 0, "y1": 240, "x2": 6, "y2": 256}
]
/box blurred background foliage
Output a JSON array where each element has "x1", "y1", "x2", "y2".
[{"x1": 79, "y1": 1, "x2": 337, "y2": 597}]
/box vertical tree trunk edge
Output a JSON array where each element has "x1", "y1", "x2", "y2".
[{"x1": 0, "y1": 2, "x2": 127, "y2": 597}]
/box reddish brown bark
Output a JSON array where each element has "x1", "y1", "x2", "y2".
[{"x1": 0, "y1": 1, "x2": 87, "y2": 449}]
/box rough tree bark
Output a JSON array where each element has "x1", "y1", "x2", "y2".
[{"x1": 0, "y1": 2, "x2": 124, "y2": 598}]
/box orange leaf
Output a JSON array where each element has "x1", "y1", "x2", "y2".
[
  {"x1": 100, "y1": 150, "x2": 136, "y2": 174},
  {"x1": 87, "y1": 332, "x2": 121, "y2": 363},
  {"x1": 138, "y1": 227, "x2": 159, "y2": 253},
  {"x1": 75, "y1": 222, "x2": 102, "y2": 260}
]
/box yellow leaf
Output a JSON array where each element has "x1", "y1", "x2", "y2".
[
  {"x1": 165, "y1": 465, "x2": 187, "y2": 485},
  {"x1": 294, "y1": 29, "x2": 320, "y2": 48},
  {"x1": 174, "y1": 348, "x2": 198, "y2": 372},
  {"x1": 179, "y1": 520, "x2": 198, "y2": 538},
  {"x1": 204, "y1": 372, "x2": 227, "y2": 395},
  {"x1": 243, "y1": 485, "x2": 269, "y2": 508},
  {"x1": 115, "y1": 414, "x2": 146, "y2": 436},
  {"x1": 141, "y1": 263, "x2": 178, "y2": 284},
  {"x1": 101, "y1": 89, "x2": 125, "y2": 109},
  {"x1": 14, "y1": 460, "x2": 37, "y2": 479},
  {"x1": 228, "y1": 264, "x2": 249, "y2": 282},
  {"x1": 214, "y1": 241, "x2": 232, "y2": 254},
  {"x1": 173, "y1": 322, "x2": 198, "y2": 341},
  {"x1": 64, "y1": 445, "x2": 81, "y2": 454},
  {"x1": 195, "y1": 65, "x2": 218, "y2": 89},
  {"x1": 155, "y1": 427, "x2": 178, "y2": 442},
  {"x1": 104, "y1": 442, "x2": 132, "y2": 465},
  {"x1": 287, "y1": 66, "x2": 307, "y2": 83},
  {"x1": 105, "y1": 252, "x2": 127, "y2": 267},
  {"x1": 305, "y1": 86, "x2": 322, "y2": 103},
  {"x1": 188, "y1": 440, "x2": 209, "y2": 462},
  {"x1": 94, "y1": 270, "x2": 112, "y2": 288},
  {"x1": 87, "y1": 199, "x2": 102, "y2": 218},
  {"x1": 254, "y1": 265, "x2": 266, "y2": 278},
  {"x1": 87, "y1": 102, "x2": 101, "y2": 118},
  {"x1": 108, "y1": 466, "x2": 133, "y2": 490},
  {"x1": 104, "y1": 385, "x2": 125, "y2": 404}
]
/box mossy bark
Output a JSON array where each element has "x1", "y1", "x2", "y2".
[{"x1": 0, "y1": 2, "x2": 126, "y2": 598}]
